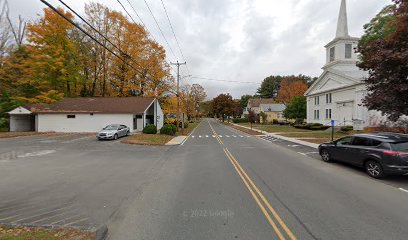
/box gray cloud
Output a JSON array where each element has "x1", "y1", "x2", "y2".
[{"x1": 8, "y1": 0, "x2": 390, "y2": 99}]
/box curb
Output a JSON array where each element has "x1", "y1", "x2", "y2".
[
  {"x1": 95, "y1": 224, "x2": 108, "y2": 240},
  {"x1": 229, "y1": 123, "x2": 319, "y2": 149}
]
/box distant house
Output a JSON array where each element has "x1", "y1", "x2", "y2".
[
  {"x1": 259, "y1": 104, "x2": 286, "y2": 123},
  {"x1": 243, "y1": 98, "x2": 276, "y2": 116},
  {"x1": 242, "y1": 98, "x2": 286, "y2": 122},
  {"x1": 8, "y1": 97, "x2": 163, "y2": 132}
]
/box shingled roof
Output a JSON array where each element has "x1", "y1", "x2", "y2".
[
  {"x1": 248, "y1": 98, "x2": 276, "y2": 108},
  {"x1": 26, "y1": 97, "x2": 156, "y2": 114}
]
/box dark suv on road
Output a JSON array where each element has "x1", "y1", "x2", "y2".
[{"x1": 318, "y1": 133, "x2": 408, "y2": 179}]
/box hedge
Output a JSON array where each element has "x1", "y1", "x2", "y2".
[
  {"x1": 143, "y1": 124, "x2": 157, "y2": 134},
  {"x1": 341, "y1": 125, "x2": 354, "y2": 132},
  {"x1": 294, "y1": 123, "x2": 330, "y2": 130},
  {"x1": 160, "y1": 124, "x2": 176, "y2": 136},
  {"x1": 232, "y1": 118, "x2": 249, "y2": 123}
]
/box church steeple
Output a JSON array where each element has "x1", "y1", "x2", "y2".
[{"x1": 336, "y1": 0, "x2": 349, "y2": 38}]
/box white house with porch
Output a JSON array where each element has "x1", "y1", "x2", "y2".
[
  {"x1": 304, "y1": 0, "x2": 382, "y2": 128},
  {"x1": 8, "y1": 97, "x2": 163, "y2": 132}
]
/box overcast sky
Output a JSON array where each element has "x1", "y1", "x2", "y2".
[{"x1": 9, "y1": 0, "x2": 389, "y2": 99}]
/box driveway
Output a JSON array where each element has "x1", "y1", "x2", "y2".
[{"x1": 0, "y1": 134, "x2": 173, "y2": 230}]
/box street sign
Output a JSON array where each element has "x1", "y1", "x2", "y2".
[{"x1": 331, "y1": 120, "x2": 335, "y2": 127}]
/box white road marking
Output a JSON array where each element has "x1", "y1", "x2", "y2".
[
  {"x1": 212, "y1": 135, "x2": 216, "y2": 138},
  {"x1": 17, "y1": 150, "x2": 56, "y2": 158},
  {"x1": 206, "y1": 135, "x2": 209, "y2": 138},
  {"x1": 297, "y1": 152, "x2": 306, "y2": 156},
  {"x1": 192, "y1": 136, "x2": 195, "y2": 138},
  {"x1": 226, "y1": 135, "x2": 230, "y2": 138},
  {"x1": 399, "y1": 188, "x2": 408, "y2": 193},
  {"x1": 10, "y1": 205, "x2": 72, "y2": 223},
  {"x1": 199, "y1": 136, "x2": 202, "y2": 138},
  {"x1": 240, "y1": 135, "x2": 244, "y2": 138},
  {"x1": 219, "y1": 135, "x2": 223, "y2": 138},
  {"x1": 288, "y1": 145, "x2": 300, "y2": 147},
  {"x1": 232, "y1": 135, "x2": 237, "y2": 138}
]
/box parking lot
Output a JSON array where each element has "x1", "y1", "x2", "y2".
[{"x1": 0, "y1": 134, "x2": 174, "y2": 231}]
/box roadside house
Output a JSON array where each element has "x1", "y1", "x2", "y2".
[
  {"x1": 243, "y1": 98, "x2": 276, "y2": 117},
  {"x1": 259, "y1": 104, "x2": 286, "y2": 123},
  {"x1": 8, "y1": 97, "x2": 164, "y2": 132}
]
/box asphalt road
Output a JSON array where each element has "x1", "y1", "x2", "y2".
[{"x1": 1, "y1": 119, "x2": 408, "y2": 239}]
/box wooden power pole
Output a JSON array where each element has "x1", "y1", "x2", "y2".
[{"x1": 170, "y1": 61, "x2": 186, "y2": 133}]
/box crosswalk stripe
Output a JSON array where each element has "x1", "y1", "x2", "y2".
[
  {"x1": 232, "y1": 135, "x2": 237, "y2": 138},
  {"x1": 192, "y1": 136, "x2": 195, "y2": 138},
  {"x1": 206, "y1": 135, "x2": 209, "y2": 138},
  {"x1": 212, "y1": 135, "x2": 216, "y2": 138},
  {"x1": 226, "y1": 135, "x2": 230, "y2": 138},
  {"x1": 199, "y1": 136, "x2": 202, "y2": 138},
  {"x1": 219, "y1": 135, "x2": 223, "y2": 138}
]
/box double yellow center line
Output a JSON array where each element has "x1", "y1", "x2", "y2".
[{"x1": 208, "y1": 120, "x2": 296, "y2": 240}]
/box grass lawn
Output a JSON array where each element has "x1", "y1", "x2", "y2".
[
  {"x1": 0, "y1": 226, "x2": 94, "y2": 240},
  {"x1": 236, "y1": 123, "x2": 311, "y2": 133},
  {"x1": 224, "y1": 123, "x2": 262, "y2": 135},
  {"x1": 121, "y1": 134, "x2": 175, "y2": 145}
]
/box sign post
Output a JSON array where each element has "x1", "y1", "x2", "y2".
[{"x1": 331, "y1": 120, "x2": 335, "y2": 141}]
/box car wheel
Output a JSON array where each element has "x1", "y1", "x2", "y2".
[
  {"x1": 365, "y1": 160, "x2": 385, "y2": 179},
  {"x1": 126, "y1": 130, "x2": 130, "y2": 136},
  {"x1": 320, "y1": 149, "x2": 332, "y2": 162},
  {"x1": 114, "y1": 134, "x2": 118, "y2": 140}
]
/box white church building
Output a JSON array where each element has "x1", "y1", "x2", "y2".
[{"x1": 304, "y1": 0, "x2": 380, "y2": 128}]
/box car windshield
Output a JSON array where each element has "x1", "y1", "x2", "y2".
[
  {"x1": 391, "y1": 141, "x2": 408, "y2": 152},
  {"x1": 103, "y1": 125, "x2": 119, "y2": 130}
]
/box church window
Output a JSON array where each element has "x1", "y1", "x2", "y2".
[
  {"x1": 325, "y1": 109, "x2": 332, "y2": 119},
  {"x1": 326, "y1": 93, "x2": 332, "y2": 104},
  {"x1": 314, "y1": 110, "x2": 320, "y2": 120},
  {"x1": 314, "y1": 96, "x2": 320, "y2": 105},
  {"x1": 345, "y1": 44, "x2": 352, "y2": 59},
  {"x1": 330, "y1": 47, "x2": 335, "y2": 61}
]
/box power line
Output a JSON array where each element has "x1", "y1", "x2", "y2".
[
  {"x1": 117, "y1": 0, "x2": 178, "y2": 76},
  {"x1": 40, "y1": 0, "x2": 172, "y2": 93},
  {"x1": 191, "y1": 76, "x2": 260, "y2": 84},
  {"x1": 142, "y1": 0, "x2": 178, "y2": 62},
  {"x1": 160, "y1": 0, "x2": 190, "y2": 76}
]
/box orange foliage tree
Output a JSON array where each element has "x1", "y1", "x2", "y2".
[{"x1": 277, "y1": 80, "x2": 308, "y2": 105}]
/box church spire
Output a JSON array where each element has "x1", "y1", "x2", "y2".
[{"x1": 336, "y1": 0, "x2": 349, "y2": 38}]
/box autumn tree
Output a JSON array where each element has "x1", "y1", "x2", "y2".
[
  {"x1": 212, "y1": 93, "x2": 234, "y2": 122},
  {"x1": 283, "y1": 96, "x2": 306, "y2": 123},
  {"x1": 277, "y1": 80, "x2": 308, "y2": 105},
  {"x1": 180, "y1": 84, "x2": 207, "y2": 120},
  {"x1": 357, "y1": 0, "x2": 408, "y2": 121}
]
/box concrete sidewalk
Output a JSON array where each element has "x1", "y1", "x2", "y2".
[
  {"x1": 230, "y1": 123, "x2": 319, "y2": 149},
  {"x1": 165, "y1": 136, "x2": 187, "y2": 146}
]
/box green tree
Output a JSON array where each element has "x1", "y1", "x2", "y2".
[
  {"x1": 283, "y1": 96, "x2": 306, "y2": 123},
  {"x1": 240, "y1": 94, "x2": 252, "y2": 109},
  {"x1": 256, "y1": 76, "x2": 283, "y2": 99},
  {"x1": 260, "y1": 111, "x2": 267, "y2": 124},
  {"x1": 357, "y1": 0, "x2": 408, "y2": 121}
]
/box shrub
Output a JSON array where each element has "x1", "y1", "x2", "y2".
[
  {"x1": 184, "y1": 122, "x2": 189, "y2": 128},
  {"x1": 143, "y1": 124, "x2": 157, "y2": 134},
  {"x1": 232, "y1": 118, "x2": 249, "y2": 123},
  {"x1": 160, "y1": 124, "x2": 176, "y2": 136},
  {"x1": 341, "y1": 125, "x2": 354, "y2": 132},
  {"x1": 294, "y1": 123, "x2": 330, "y2": 130},
  {"x1": 0, "y1": 118, "x2": 8, "y2": 130},
  {"x1": 272, "y1": 119, "x2": 279, "y2": 125}
]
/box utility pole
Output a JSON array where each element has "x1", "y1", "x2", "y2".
[{"x1": 170, "y1": 61, "x2": 186, "y2": 133}]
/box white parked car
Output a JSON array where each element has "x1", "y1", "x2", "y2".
[{"x1": 97, "y1": 124, "x2": 130, "y2": 140}]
